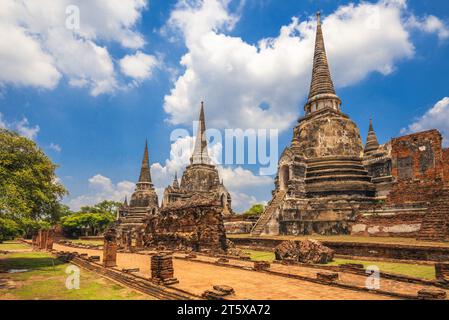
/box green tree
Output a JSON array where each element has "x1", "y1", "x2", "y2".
[
  {"x1": 242, "y1": 204, "x2": 265, "y2": 217},
  {"x1": 80, "y1": 200, "x2": 122, "y2": 215},
  {"x1": 0, "y1": 129, "x2": 67, "y2": 223},
  {"x1": 0, "y1": 217, "x2": 20, "y2": 242},
  {"x1": 61, "y1": 212, "x2": 115, "y2": 237}
]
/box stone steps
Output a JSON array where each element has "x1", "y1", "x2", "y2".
[
  {"x1": 251, "y1": 190, "x2": 287, "y2": 236},
  {"x1": 307, "y1": 163, "x2": 365, "y2": 172}
]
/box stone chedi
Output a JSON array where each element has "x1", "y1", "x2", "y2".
[
  {"x1": 162, "y1": 103, "x2": 232, "y2": 216},
  {"x1": 116, "y1": 141, "x2": 159, "y2": 244},
  {"x1": 252, "y1": 12, "x2": 449, "y2": 239}
]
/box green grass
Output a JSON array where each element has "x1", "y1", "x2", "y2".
[
  {"x1": 242, "y1": 249, "x2": 435, "y2": 280},
  {"x1": 328, "y1": 258, "x2": 435, "y2": 280},
  {"x1": 70, "y1": 239, "x2": 103, "y2": 246},
  {"x1": 0, "y1": 241, "x2": 30, "y2": 251},
  {"x1": 228, "y1": 234, "x2": 449, "y2": 248},
  {"x1": 0, "y1": 252, "x2": 153, "y2": 300}
]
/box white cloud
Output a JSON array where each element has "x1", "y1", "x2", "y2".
[
  {"x1": 0, "y1": 0, "x2": 149, "y2": 95},
  {"x1": 407, "y1": 15, "x2": 449, "y2": 40},
  {"x1": 49, "y1": 143, "x2": 62, "y2": 153},
  {"x1": 120, "y1": 51, "x2": 159, "y2": 81},
  {"x1": 67, "y1": 174, "x2": 135, "y2": 211},
  {"x1": 163, "y1": 0, "x2": 445, "y2": 132},
  {"x1": 0, "y1": 113, "x2": 40, "y2": 140},
  {"x1": 401, "y1": 97, "x2": 449, "y2": 147},
  {"x1": 150, "y1": 134, "x2": 273, "y2": 211}
]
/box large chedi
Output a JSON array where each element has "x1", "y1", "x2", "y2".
[
  {"x1": 116, "y1": 141, "x2": 159, "y2": 234},
  {"x1": 252, "y1": 13, "x2": 376, "y2": 236},
  {"x1": 162, "y1": 103, "x2": 232, "y2": 216}
]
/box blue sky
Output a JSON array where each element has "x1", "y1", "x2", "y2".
[{"x1": 1, "y1": 0, "x2": 449, "y2": 212}]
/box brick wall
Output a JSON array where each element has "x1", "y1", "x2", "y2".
[
  {"x1": 350, "y1": 214, "x2": 423, "y2": 237},
  {"x1": 443, "y1": 148, "x2": 449, "y2": 184},
  {"x1": 387, "y1": 130, "x2": 445, "y2": 205}
]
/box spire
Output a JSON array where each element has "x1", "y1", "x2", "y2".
[
  {"x1": 138, "y1": 140, "x2": 152, "y2": 184},
  {"x1": 190, "y1": 102, "x2": 212, "y2": 165},
  {"x1": 172, "y1": 172, "x2": 180, "y2": 189},
  {"x1": 305, "y1": 11, "x2": 341, "y2": 114},
  {"x1": 123, "y1": 196, "x2": 128, "y2": 207},
  {"x1": 364, "y1": 119, "x2": 380, "y2": 155}
]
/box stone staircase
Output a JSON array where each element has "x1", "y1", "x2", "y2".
[
  {"x1": 417, "y1": 186, "x2": 449, "y2": 241},
  {"x1": 118, "y1": 210, "x2": 149, "y2": 230},
  {"x1": 251, "y1": 190, "x2": 287, "y2": 236}
]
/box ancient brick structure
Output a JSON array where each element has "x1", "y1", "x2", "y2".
[
  {"x1": 145, "y1": 198, "x2": 228, "y2": 252},
  {"x1": 115, "y1": 141, "x2": 159, "y2": 247},
  {"x1": 162, "y1": 103, "x2": 232, "y2": 216},
  {"x1": 32, "y1": 229, "x2": 54, "y2": 251},
  {"x1": 103, "y1": 227, "x2": 117, "y2": 268},
  {"x1": 252, "y1": 12, "x2": 449, "y2": 240},
  {"x1": 151, "y1": 253, "x2": 178, "y2": 285}
]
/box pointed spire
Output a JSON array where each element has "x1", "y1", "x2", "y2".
[
  {"x1": 123, "y1": 196, "x2": 128, "y2": 207},
  {"x1": 364, "y1": 118, "x2": 380, "y2": 155},
  {"x1": 138, "y1": 140, "x2": 152, "y2": 184},
  {"x1": 172, "y1": 172, "x2": 180, "y2": 189},
  {"x1": 190, "y1": 101, "x2": 212, "y2": 165},
  {"x1": 305, "y1": 11, "x2": 341, "y2": 114}
]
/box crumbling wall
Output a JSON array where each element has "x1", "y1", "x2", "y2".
[
  {"x1": 388, "y1": 130, "x2": 445, "y2": 205},
  {"x1": 443, "y1": 148, "x2": 449, "y2": 184},
  {"x1": 351, "y1": 214, "x2": 423, "y2": 237},
  {"x1": 146, "y1": 201, "x2": 228, "y2": 252}
]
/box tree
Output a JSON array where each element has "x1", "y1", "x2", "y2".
[
  {"x1": 0, "y1": 129, "x2": 67, "y2": 222},
  {"x1": 0, "y1": 217, "x2": 20, "y2": 242},
  {"x1": 80, "y1": 200, "x2": 122, "y2": 215},
  {"x1": 61, "y1": 212, "x2": 115, "y2": 238},
  {"x1": 242, "y1": 204, "x2": 265, "y2": 217}
]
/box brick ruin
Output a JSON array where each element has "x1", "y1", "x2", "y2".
[
  {"x1": 252, "y1": 12, "x2": 449, "y2": 240},
  {"x1": 32, "y1": 229, "x2": 55, "y2": 251},
  {"x1": 110, "y1": 106, "x2": 229, "y2": 252}
]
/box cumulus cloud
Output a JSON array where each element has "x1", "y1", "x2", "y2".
[
  {"x1": 163, "y1": 0, "x2": 445, "y2": 131},
  {"x1": 401, "y1": 97, "x2": 449, "y2": 147},
  {"x1": 407, "y1": 15, "x2": 449, "y2": 40},
  {"x1": 120, "y1": 51, "x2": 159, "y2": 81},
  {"x1": 67, "y1": 174, "x2": 135, "y2": 211},
  {"x1": 0, "y1": 113, "x2": 40, "y2": 140},
  {"x1": 0, "y1": 0, "x2": 150, "y2": 95}
]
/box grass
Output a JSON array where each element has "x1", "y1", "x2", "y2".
[
  {"x1": 242, "y1": 249, "x2": 436, "y2": 280},
  {"x1": 70, "y1": 239, "x2": 103, "y2": 246},
  {"x1": 0, "y1": 241, "x2": 30, "y2": 251},
  {"x1": 0, "y1": 252, "x2": 153, "y2": 300},
  {"x1": 229, "y1": 234, "x2": 449, "y2": 248}
]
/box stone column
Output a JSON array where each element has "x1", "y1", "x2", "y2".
[
  {"x1": 103, "y1": 228, "x2": 117, "y2": 268},
  {"x1": 135, "y1": 230, "x2": 143, "y2": 249},
  {"x1": 151, "y1": 253, "x2": 178, "y2": 285},
  {"x1": 45, "y1": 230, "x2": 54, "y2": 251}
]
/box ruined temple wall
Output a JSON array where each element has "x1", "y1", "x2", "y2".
[
  {"x1": 387, "y1": 130, "x2": 445, "y2": 205},
  {"x1": 153, "y1": 205, "x2": 228, "y2": 251},
  {"x1": 443, "y1": 148, "x2": 449, "y2": 184},
  {"x1": 350, "y1": 214, "x2": 423, "y2": 237}
]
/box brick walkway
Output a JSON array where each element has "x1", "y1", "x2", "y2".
[{"x1": 53, "y1": 244, "x2": 397, "y2": 300}]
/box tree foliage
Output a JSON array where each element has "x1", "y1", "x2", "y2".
[
  {"x1": 61, "y1": 212, "x2": 115, "y2": 237},
  {"x1": 242, "y1": 204, "x2": 265, "y2": 217},
  {"x1": 0, "y1": 129, "x2": 67, "y2": 222}
]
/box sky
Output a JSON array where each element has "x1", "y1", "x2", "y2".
[{"x1": 1, "y1": 0, "x2": 449, "y2": 213}]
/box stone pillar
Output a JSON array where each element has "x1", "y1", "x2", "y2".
[
  {"x1": 38, "y1": 230, "x2": 48, "y2": 250},
  {"x1": 135, "y1": 230, "x2": 143, "y2": 249},
  {"x1": 125, "y1": 231, "x2": 132, "y2": 252},
  {"x1": 435, "y1": 263, "x2": 449, "y2": 282},
  {"x1": 32, "y1": 235, "x2": 38, "y2": 249},
  {"x1": 103, "y1": 228, "x2": 117, "y2": 268},
  {"x1": 151, "y1": 253, "x2": 178, "y2": 285},
  {"x1": 45, "y1": 230, "x2": 54, "y2": 251}
]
